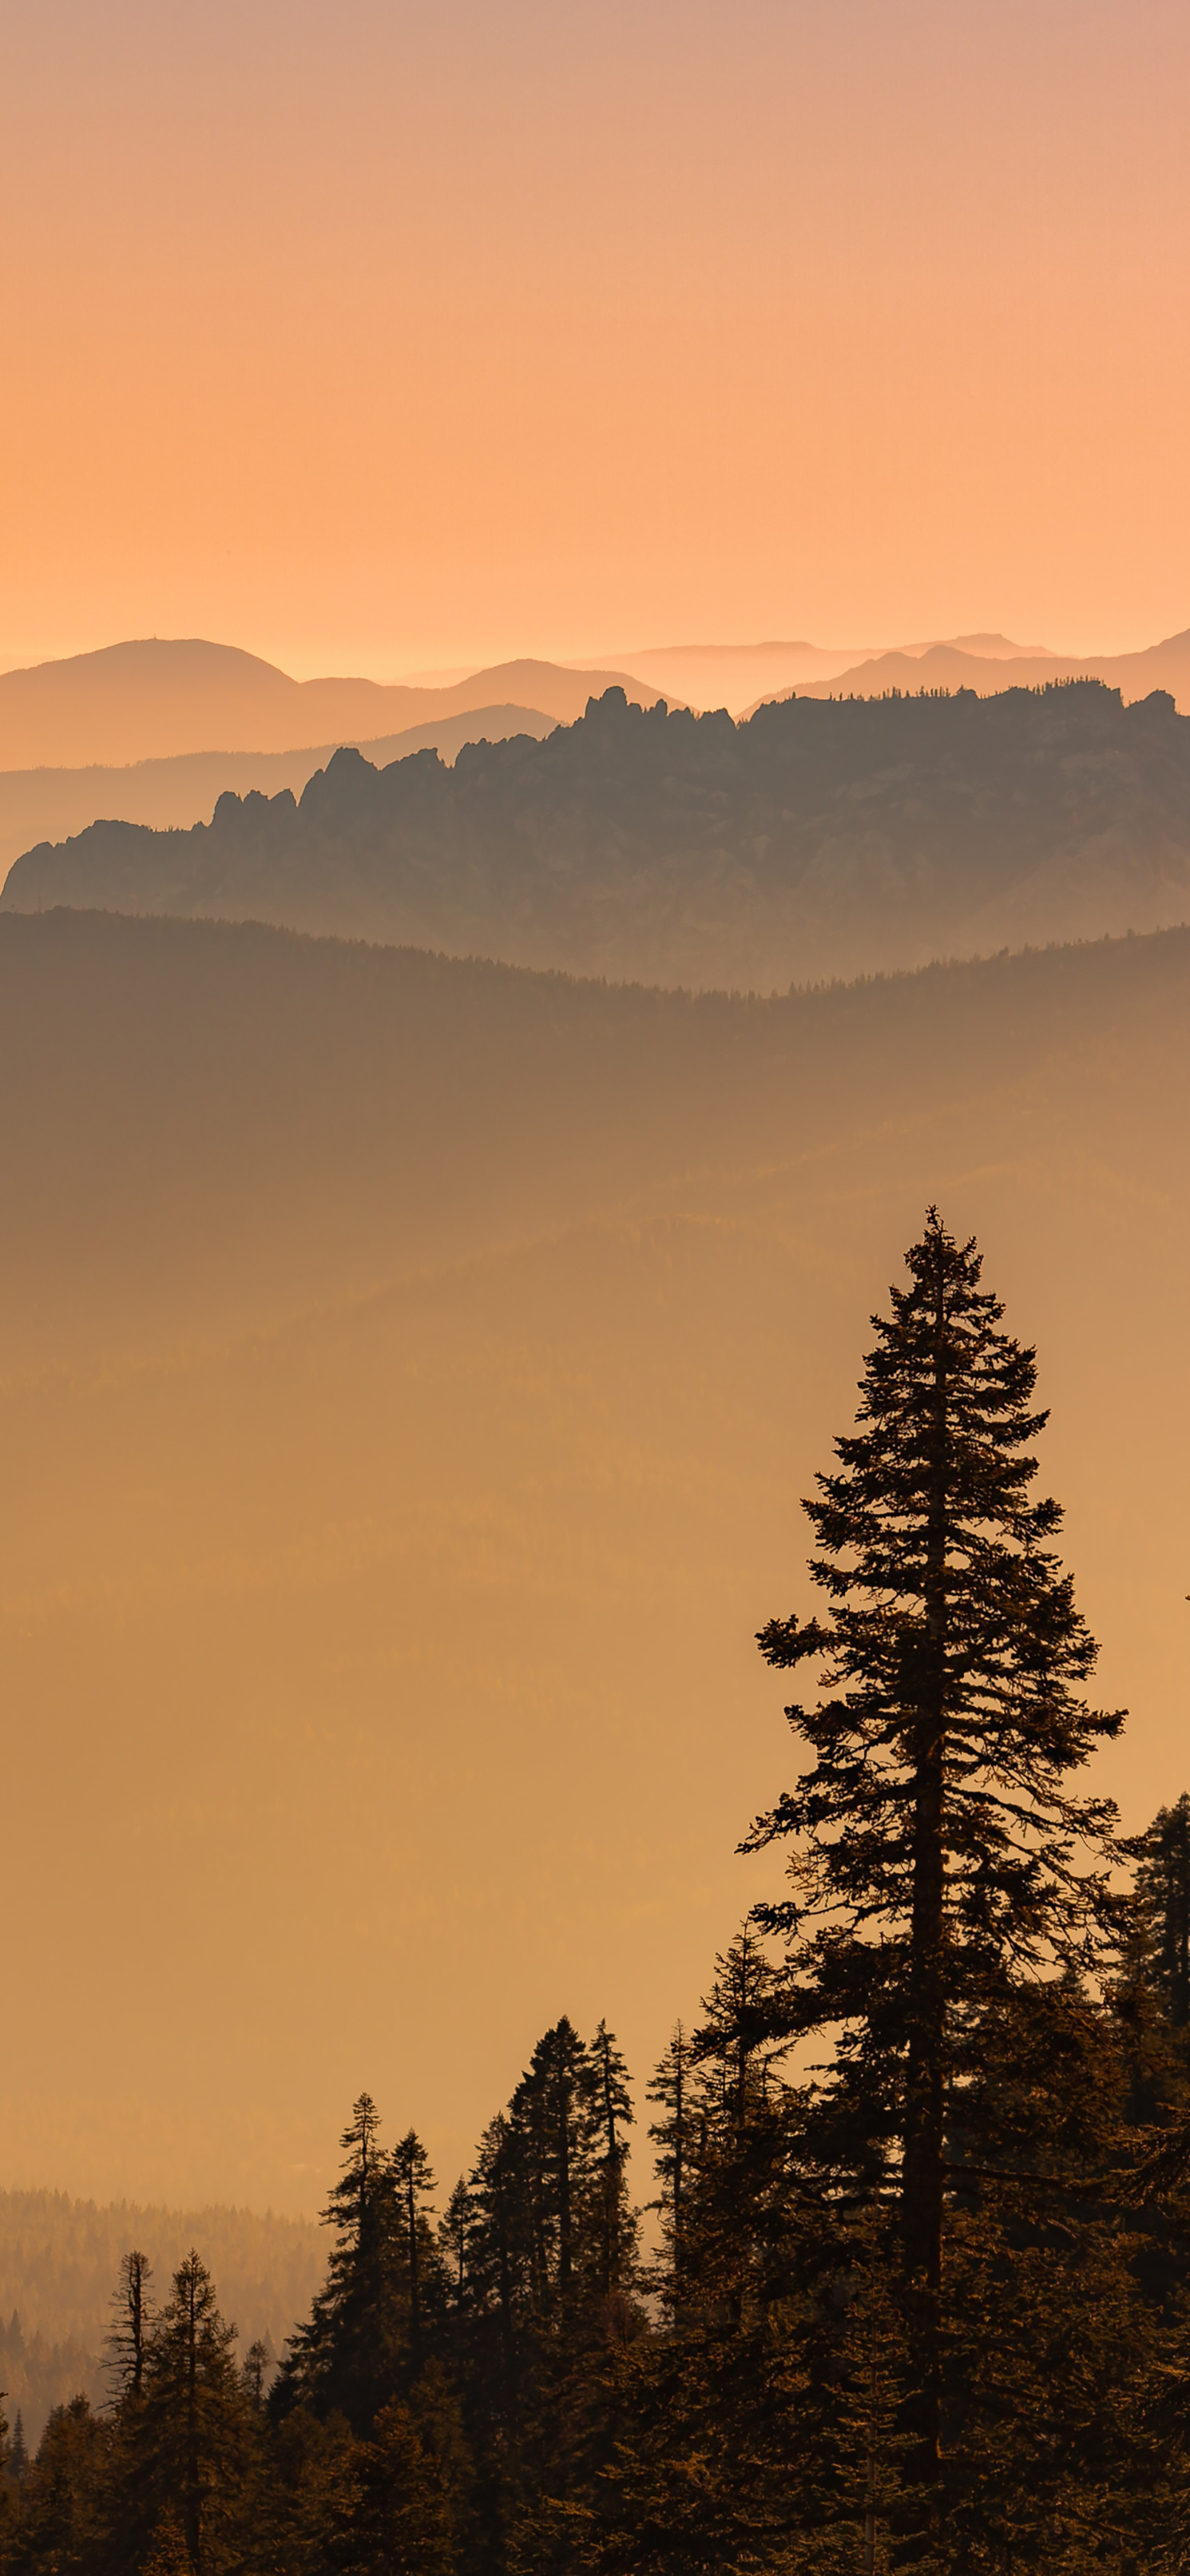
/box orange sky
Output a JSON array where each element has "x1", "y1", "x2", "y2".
[{"x1": 3, "y1": 0, "x2": 1189, "y2": 671}]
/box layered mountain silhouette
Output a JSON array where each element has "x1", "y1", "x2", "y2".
[
  {"x1": 748, "y1": 627, "x2": 1190, "y2": 716},
  {"x1": 611, "y1": 633, "x2": 1052, "y2": 716},
  {"x1": 9, "y1": 678, "x2": 1190, "y2": 988},
  {"x1": 0, "y1": 703, "x2": 556, "y2": 876},
  {"x1": 592, "y1": 639, "x2": 872, "y2": 712},
  {"x1": 0, "y1": 638, "x2": 665, "y2": 769}
]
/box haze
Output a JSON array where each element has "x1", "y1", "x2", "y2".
[{"x1": 4, "y1": 0, "x2": 1190, "y2": 672}]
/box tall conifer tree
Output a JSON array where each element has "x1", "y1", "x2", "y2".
[
  {"x1": 645, "y1": 2023, "x2": 693, "y2": 2308},
  {"x1": 744, "y1": 1208, "x2": 1124, "y2": 2555},
  {"x1": 133, "y1": 2252, "x2": 247, "y2": 2574},
  {"x1": 274, "y1": 2092, "x2": 412, "y2": 2430},
  {"x1": 392, "y1": 2131, "x2": 438, "y2": 2357},
  {"x1": 585, "y1": 2024, "x2": 634, "y2": 2298}
]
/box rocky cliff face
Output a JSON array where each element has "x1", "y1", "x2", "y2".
[{"x1": 7, "y1": 680, "x2": 1190, "y2": 988}]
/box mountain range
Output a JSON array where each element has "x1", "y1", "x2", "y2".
[
  {"x1": 9, "y1": 676, "x2": 1189, "y2": 988},
  {"x1": 611, "y1": 632, "x2": 1053, "y2": 715},
  {"x1": 6, "y1": 629, "x2": 1188, "y2": 880},
  {"x1": 0, "y1": 639, "x2": 664, "y2": 770},
  {"x1": 756, "y1": 626, "x2": 1190, "y2": 716},
  {"x1": 0, "y1": 703, "x2": 557, "y2": 878}
]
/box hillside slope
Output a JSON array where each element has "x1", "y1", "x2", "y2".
[
  {"x1": 8, "y1": 679, "x2": 1190, "y2": 987},
  {"x1": 1, "y1": 911, "x2": 1188, "y2": 2221}
]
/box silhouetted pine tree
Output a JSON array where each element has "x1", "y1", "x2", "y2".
[
  {"x1": 273, "y1": 2092, "x2": 412, "y2": 2431},
  {"x1": 426, "y1": 2020, "x2": 643, "y2": 2573},
  {"x1": 462, "y1": 2110, "x2": 528, "y2": 2402},
  {"x1": 509, "y1": 2019, "x2": 597, "y2": 2313},
  {"x1": 585, "y1": 2024, "x2": 635, "y2": 2303},
  {"x1": 392, "y1": 2132, "x2": 440, "y2": 2360},
  {"x1": 743, "y1": 1208, "x2": 1125, "y2": 2560},
  {"x1": 645, "y1": 2022, "x2": 694, "y2": 2313},
  {"x1": 126, "y1": 2252, "x2": 249, "y2": 2576}
]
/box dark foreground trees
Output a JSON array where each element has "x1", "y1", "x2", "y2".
[{"x1": 7, "y1": 1211, "x2": 1190, "y2": 2574}]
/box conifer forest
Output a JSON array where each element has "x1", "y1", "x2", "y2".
[{"x1": 2, "y1": 1211, "x2": 1187, "y2": 2573}]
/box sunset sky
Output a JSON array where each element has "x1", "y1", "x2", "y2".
[{"x1": 4, "y1": 0, "x2": 1189, "y2": 676}]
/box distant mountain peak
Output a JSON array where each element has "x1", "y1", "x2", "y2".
[{"x1": 0, "y1": 640, "x2": 667, "y2": 771}]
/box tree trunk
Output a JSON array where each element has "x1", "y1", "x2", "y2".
[
  {"x1": 601, "y1": 2034, "x2": 619, "y2": 2294},
  {"x1": 896, "y1": 1246, "x2": 948, "y2": 2560},
  {"x1": 557, "y1": 2065, "x2": 573, "y2": 2292},
  {"x1": 185, "y1": 2268, "x2": 201, "y2": 2576},
  {"x1": 407, "y1": 2169, "x2": 422, "y2": 2353}
]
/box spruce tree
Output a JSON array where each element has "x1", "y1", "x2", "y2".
[
  {"x1": 507, "y1": 2019, "x2": 597, "y2": 2313},
  {"x1": 131, "y1": 2252, "x2": 248, "y2": 2574},
  {"x1": 391, "y1": 2131, "x2": 438, "y2": 2357},
  {"x1": 645, "y1": 2023, "x2": 693, "y2": 2309},
  {"x1": 274, "y1": 2092, "x2": 412, "y2": 2430},
  {"x1": 743, "y1": 1208, "x2": 1124, "y2": 2554},
  {"x1": 585, "y1": 2023, "x2": 635, "y2": 2298}
]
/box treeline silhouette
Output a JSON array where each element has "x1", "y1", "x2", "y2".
[
  {"x1": 7, "y1": 681, "x2": 1190, "y2": 986},
  {"x1": 5, "y1": 1214, "x2": 1190, "y2": 2572}
]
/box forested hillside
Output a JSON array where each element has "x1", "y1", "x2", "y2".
[{"x1": 7, "y1": 679, "x2": 1190, "y2": 984}]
